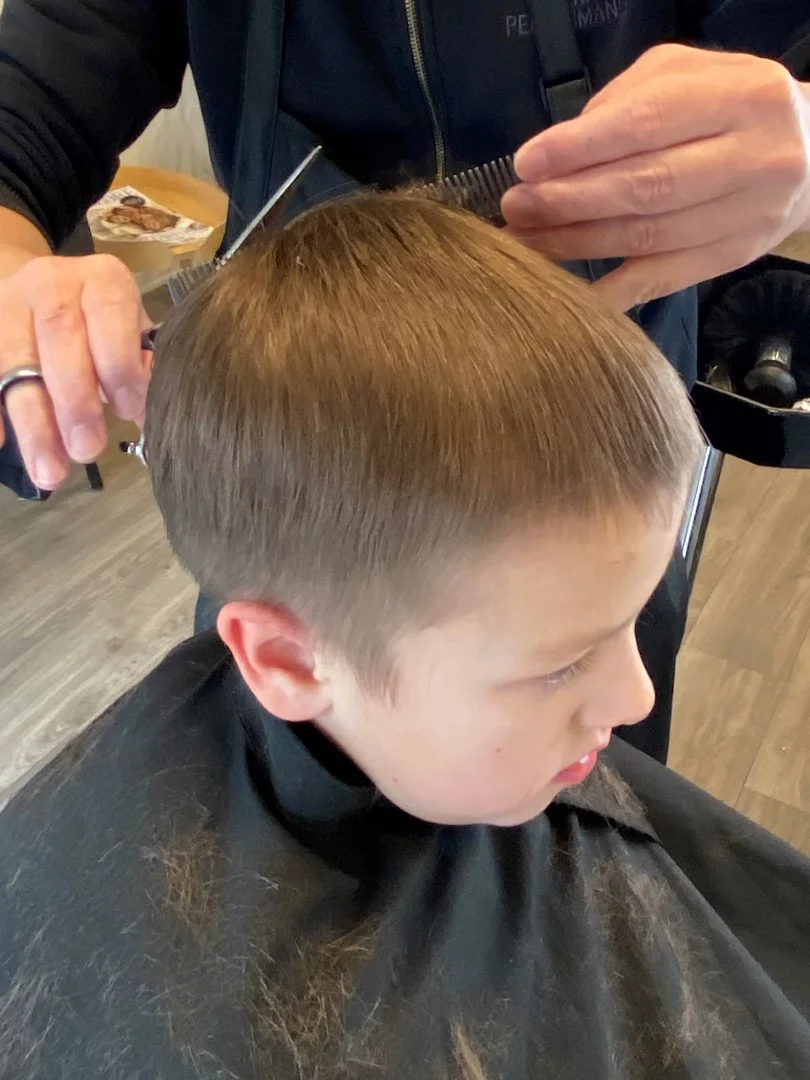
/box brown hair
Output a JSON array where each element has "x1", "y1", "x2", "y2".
[{"x1": 146, "y1": 191, "x2": 701, "y2": 685}]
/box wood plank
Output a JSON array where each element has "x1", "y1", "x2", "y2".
[
  {"x1": 0, "y1": 414, "x2": 195, "y2": 809},
  {"x1": 669, "y1": 646, "x2": 766, "y2": 806},
  {"x1": 745, "y1": 627, "x2": 810, "y2": 814},
  {"x1": 685, "y1": 464, "x2": 810, "y2": 679},
  {"x1": 695, "y1": 457, "x2": 776, "y2": 547},
  {"x1": 736, "y1": 788, "x2": 810, "y2": 857},
  {"x1": 684, "y1": 530, "x2": 735, "y2": 638}
]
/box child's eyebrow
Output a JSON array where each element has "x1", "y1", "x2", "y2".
[
  {"x1": 538, "y1": 611, "x2": 640, "y2": 661},
  {"x1": 540, "y1": 542, "x2": 680, "y2": 659}
]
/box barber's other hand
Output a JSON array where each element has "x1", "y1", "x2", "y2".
[
  {"x1": 0, "y1": 251, "x2": 152, "y2": 490},
  {"x1": 502, "y1": 44, "x2": 810, "y2": 312}
]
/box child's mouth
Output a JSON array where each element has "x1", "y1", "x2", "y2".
[{"x1": 552, "y1": 747, "x2": 603, "y2": 787}]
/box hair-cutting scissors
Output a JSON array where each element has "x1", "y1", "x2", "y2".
[{"x1": 121, "y1": 145, "x2": 323, "y2": 465}]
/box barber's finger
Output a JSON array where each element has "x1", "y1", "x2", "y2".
[
  {"x1": 591, "y1": 234, "x2": 762, "y2": 313},
  {"x1": 0, "y1": 306, "x2": 70, "y2": 489},
  {"x1": 2, "y1": 380, "x2": 69, "y2": 489},
  {"x1": 25, "y1": 261, "x2": 107, "y2": 464},
  {"x1": 81, "y1": 255, "x2": 150, "y2": 422},
  {"x1": 503, "y1": 134, "x2": 748, "y2": 228},
  {"x1": 515, "y1": 72, "x2": 734, "y2": 183},
  {"x1": 508, "y1": 188, "x2": 768, "y2": 262}
]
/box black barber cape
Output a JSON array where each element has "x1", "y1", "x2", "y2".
[{"x1": 1, "y1": 633, "x2": 808, "y2": 1080}]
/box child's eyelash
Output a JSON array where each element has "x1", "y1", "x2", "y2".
[{"x1": 543, "y1": 652, "x2": 596, "y2": 687}]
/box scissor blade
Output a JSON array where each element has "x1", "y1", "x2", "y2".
[
  {"x1": 125, "y1": 146, "x2": 324, "y2": 467},
  {"x1": 220, "y1": 144, "x2": 323, "y2": 266}
]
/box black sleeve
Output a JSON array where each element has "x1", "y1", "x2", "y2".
[
  {"x1": 697, "y1": 2, "x2": 810, "y2": 78},
  {"x1": 0, "y1": 0, "x2": 188, "y2": 249}
]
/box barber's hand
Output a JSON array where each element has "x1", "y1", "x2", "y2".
[
  {"x1": 0, "y1": 252, "x2": 152, "y2": 489},
  {"x1": 502, "y1": 44, "x2": 810, "y2": 312}
]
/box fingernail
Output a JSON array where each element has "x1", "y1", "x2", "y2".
[
  {"x1": 33, "y1": 455, "x2": 65, "y2": 489},
  {"x1": 69, "y1": 421, "x2": 105, "y2": 462},
  {"x1": 114, "y1": 387, "x2": 145, "y2": 420},
  {"x1": 514, "y1": 141, "x2": 548, "y2": 182}
]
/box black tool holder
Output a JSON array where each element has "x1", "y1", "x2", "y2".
[
  {"x1": 682, "y1": 252, "x2": 810, "y2": 585},
  {"x1": 695, "y1": 252, "x2": 810, "y2": 469}
]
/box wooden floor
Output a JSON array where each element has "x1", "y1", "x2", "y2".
[
  {"x1": 0, "y1": 432, "x2": 809, "y2": 852},
  {"x1": 0, "y1": 413, "x2": 197, "y2": 810},
  {"x1": 670, "y1": 458, "x2": 810, "y2": 853}
]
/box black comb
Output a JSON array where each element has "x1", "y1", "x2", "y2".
[
  {"x1": 423, "y1": 155, "x2": 518, "y2": 225},
  {"x1": 167, "y1": 262, "x2": 213, "y2": 306},
  {"x1": 164, "y1": 154, "x2": 520, "y2": 306}
]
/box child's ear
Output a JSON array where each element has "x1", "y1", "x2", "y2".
[{"x1": 217, "y1": 601, "x2": 331, "y2": 722}]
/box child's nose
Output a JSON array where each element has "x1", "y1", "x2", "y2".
[
  {"x1": 581, "y1": 633, "x2": 656, "y2": 731},
  {"x1": 615, "y1": 654, "x2": 656, "y2": 729}
]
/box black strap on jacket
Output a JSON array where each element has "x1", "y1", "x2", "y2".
[
  {"x1": 526, "y1": 0, "x2": 599, "y2": 283},
  {"x1": 526, "y1": 0, "x2": 593, "y2": 123},
  {"x1": 227, "y1": 0, "x2": 287, "y2": 237}
]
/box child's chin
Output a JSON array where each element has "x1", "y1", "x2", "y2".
[
  {"x1": 483, "y1": 796, "x2": 554, "y2": 829},
  {"x1": 391, "y1": 790, "x2": 554, "y2": 829}
]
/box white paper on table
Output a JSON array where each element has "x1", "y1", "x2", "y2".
[{"x1": 88, "y1": 187, "x2": 214, "y2": 246}]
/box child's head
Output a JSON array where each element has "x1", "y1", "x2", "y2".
[{"x1": 146, "y1": 192, "x2": 702, "y2": 827}]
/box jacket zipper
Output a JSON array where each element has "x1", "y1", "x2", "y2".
[{"x1": 404, "y1": 0, "x2": 447, "y2": 182}]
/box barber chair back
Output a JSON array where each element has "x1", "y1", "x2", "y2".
[{"x1": 682, "y1": 252, "x2": 810, "y2": 586}]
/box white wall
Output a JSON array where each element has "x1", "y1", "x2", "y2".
[{"x1": 121, "y1": 68, "x2": 215, "y2": 185}]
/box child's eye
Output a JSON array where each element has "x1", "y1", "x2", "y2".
[{"x1": 542, "y1": 652, "x2": 596, "y2": 687}]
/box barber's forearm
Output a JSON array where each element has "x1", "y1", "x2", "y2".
[{"x1": 0, "y1": 206, "x2": 50, "y2": 275}]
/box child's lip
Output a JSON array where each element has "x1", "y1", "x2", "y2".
[
  {"x1": 559, "y1": 734, "x2": 612, "y2": 775},
  {"x1": 553, "y1": 750, "x2": 600, "y2": 786}
]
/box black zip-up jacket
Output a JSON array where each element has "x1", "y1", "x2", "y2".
[{"x1": 0, "y1": 0, "x2": 808, "y2": 384}]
